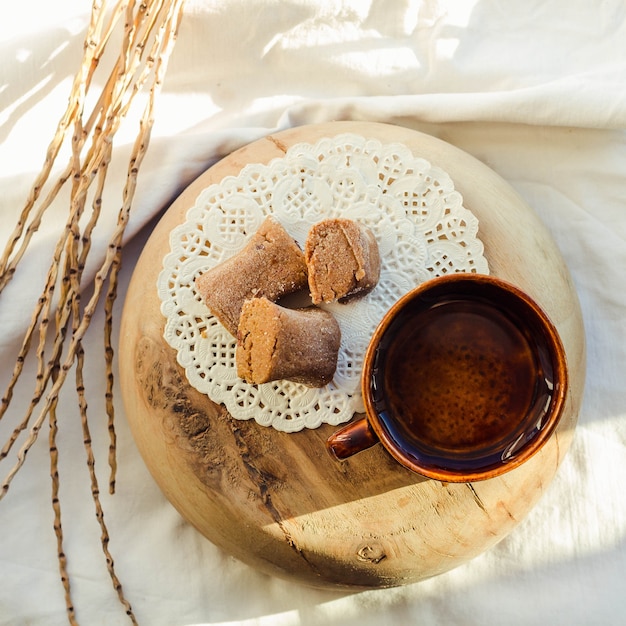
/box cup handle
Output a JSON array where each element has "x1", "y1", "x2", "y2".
[{"x1": 326, "y1": 414, "x2": 379, "y2": 460}]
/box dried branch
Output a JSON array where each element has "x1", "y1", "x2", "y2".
[{"x1": 0, "y1": 0, "x2": 187, "y2": 622}]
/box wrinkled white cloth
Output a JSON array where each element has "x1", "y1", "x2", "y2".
[{"x1": 1, "y1": 1, "x2": 626, "y2": 625}]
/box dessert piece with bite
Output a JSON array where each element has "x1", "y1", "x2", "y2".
[
  {"x1": 305, "y1": 218, "x2": 380, "y2": 304},
  {"x1": 236, "y1": 297, "x2": 341, "y2": 387},
  {"x1": 195, "y1": 216, "x2": 308, "y2": 336}
]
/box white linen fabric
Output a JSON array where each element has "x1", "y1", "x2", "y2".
[{"x1": 1, "y1": 1, "x2": 626, "y2": 625}]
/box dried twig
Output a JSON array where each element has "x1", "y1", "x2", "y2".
[{"x1": 0, "y1": 0, "x2": 186, "y2": 622}]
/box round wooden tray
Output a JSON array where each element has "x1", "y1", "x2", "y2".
[{"x1": 119, "y1": 121, "x2": 585, "y2": 590}]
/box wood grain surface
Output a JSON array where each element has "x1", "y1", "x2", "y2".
[{"x1": 119, "y1": 122, "x2": 585, "y2": 589}]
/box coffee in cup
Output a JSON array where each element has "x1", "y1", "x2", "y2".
[{"x1": 326, "y1": 273, "x2": 568, "y2": 482}]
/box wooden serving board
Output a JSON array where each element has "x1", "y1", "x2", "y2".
[{"x1": 119, "y1": 122, "x2": 585, "y2": 589}]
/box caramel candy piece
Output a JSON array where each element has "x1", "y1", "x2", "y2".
[
  {"x1": 236, "y1": 297, "x2": 341, "y2": 387},
  {"x1": 305, "y1": 218, "x2": 380, "y2": 304},
  {"x1": 195, "y1": 216, "x2": 308, "y2": 336}
]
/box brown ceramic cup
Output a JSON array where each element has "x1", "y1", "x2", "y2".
[{"x1": 326, "y1": 273, "x2": 569, "y2": 482}]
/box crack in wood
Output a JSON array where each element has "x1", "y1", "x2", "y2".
[
  {"x1": 466, "y1": 483, "x2": 488, "y2": 514},
  {"x1": 267, "y1": 134, "x2": 288, "y2": 153},
  {"x1": 227, "y1": 422, "x2": 323, "y2": 576}
]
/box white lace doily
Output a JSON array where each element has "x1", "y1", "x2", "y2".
[{"x1": 158, "y1": 133, "x2": 489, "y2": 432}]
